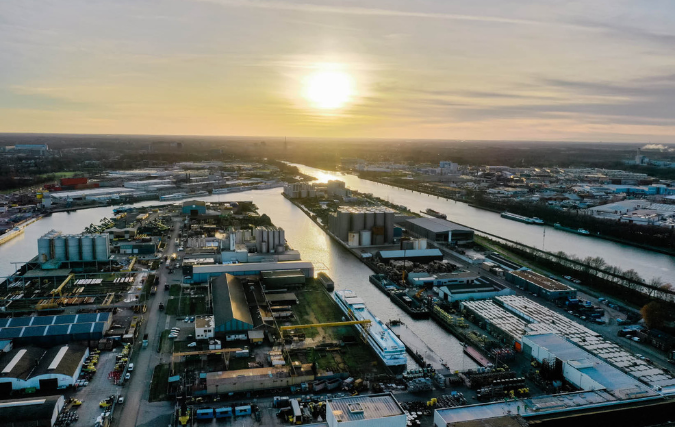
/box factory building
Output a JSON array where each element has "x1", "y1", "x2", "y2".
[
  {"x1": 37, "y1": 231, "x2": 110, "y2": 265},
  {"x1": 210, "y1": 274, "x2": 254, "y2": 336},
  {"x1": 328, "y1": 207, "x2": 396, "y2": 245},
  {"x1": 402, "y1": 217, "x2": 474, "y2": 244},
  {"x1": 437, "y1": 277, "x2": 515, "y2": 303},
  {"x1": 0, "y1": 344, "x2": 89, "y2": 393},
  {"x1": 206, "y1": 365, "x2": 314, "y2": 394},
  {"x1": 326, "y1": 393, "x2": 407, "y2": 427},
  {"x1": 522, "y1": 333, "x2": 653, "y2": 397},
  {"x1": 505, "y1": 270, "x2": 576, "y2": 301},
  {"x1": 0, "y1": 313, "x2": 111, "y2": 346},
  {"x1": 188, "y1": 261, "x2": 314, "y2": 284},
  {"x1": 182, "y1": 200, "x2": 207, "y2": 215},
  {"x1": 0, "y1": 395, "x2": 65, "y2": 427},
  {"x1": 118, "y1": 241, "x2": 157, "y2": 255},
  {"x1": 283, "y1": 182, "x2": 317, "y2": 199},
  {"x1": 376, "y1": 249, "x2": 443, "y2": 264},
  {"x1": 261, "y1": 269, "x2": 306, "y2": 290}
]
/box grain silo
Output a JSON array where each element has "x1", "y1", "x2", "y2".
[
  {"x1": 351, "y1": 211, "x2": 365, "y2": 233},
  {"x1": 359, "y1": 230, "x2": 372, "y2": 246},
  {"x1": 67, "y1": 235, "x2": 81, "y2": 261},
  {"x1": 384, "y1": 210, "x2": 395, "y2": 243},
  {"x1": 348, "y1": 232, "x2": 360, "y2": 247},
  {"x1": 337, "y1": 209, "x2": 350, "y2": 241},
  {"x1": 81, "y1": 235, "x2": 94, "y2": 261},
  {"x1": 37, "y1": 233, "x2": 54, "y2": 263},
  {"x1": 94, "y1": 234, "x2": 110, "y2": 261},
  {"x1": 364, "y1": 210, "x2": 375, "y2": 230},
  {"x1": 53, "y1": 236, "x2": 67, "y2": 261},
  {"x1": 375, "y1": 211, "x2": 385, "y2": 227}
]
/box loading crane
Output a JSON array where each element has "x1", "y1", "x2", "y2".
[{"x1": 36, "y1": 273, "x2": 75, "y2": 310}]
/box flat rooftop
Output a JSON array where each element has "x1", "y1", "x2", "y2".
[
  {"x1": 404, "y1": 217, "x2": 472, "y2": 232},
  {"x1": 328, "y1": 393, "x2": 404, "y2": 423},
  {"x1": 509, "y1": 270, "x2": 574, "y2": 292}
]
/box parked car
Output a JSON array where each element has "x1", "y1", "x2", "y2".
[
  {"x1": 187, "y1": 342, "x2": 197, "y2": 348},
  {"x1": 125, "y1": 373, "x2": 131, "y2": 380},
  {"x1": 118, "y1": 396, "x2": 125, "y2": 404},
  {"x1": 127, "y1": 363, "x2": 134, "y2": 371}
]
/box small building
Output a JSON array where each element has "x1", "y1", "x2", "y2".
[
  {"x1": 261, "y1": 269, "x2": 306, "y2": 290},
  {"x1": 182, "y1": 200, "x2": 207, "y2": 216},
  {"x1": 0, "y1": 395, "x2": 65, "y2": 427},
  {"x1": 505, "y1": 269, "x2": 576, "y2": 301},
  {"x1": 210, "y1": 274, "x2": 254, "y2": 336},
  {"x1": 117, "y1": 241, "x2": 157, "y2": 255},
  {"x1": 326, "y1": 393, "x2": 407, "y2": 427},
  {"x1": 376, "y1": 249, "x2": 444, "y2": 264},
  {"x1": 402, "y1": 217, "x2": 474, "y2": 244},
  {"x1": 195, "y1": 315, "x2": 215, "y2": 340}
]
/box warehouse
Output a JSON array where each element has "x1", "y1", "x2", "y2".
[
  {"x1": 326, "y1": 393, "x2": 407, "y2": 427},
  {"x1": 522, "y1": 333, "x2": 653, "y2": 398},
  {"x1": 376, "y1": 249, "x2": 443, "y2": 263},
  {"x1": 402, "y1": 217, "x2": 474, "y2": 244},
  {"x1": 0, "y1": 313, "x2": 111, "y2": 346},
  {"x1": 437, "y1": 277, "x2": 515, "y2": 303},
  {"x1": 0, "y1": 344, "x2": 88, "y2": 393},
  {"x1": 188, "y1": 261, "x2": 314, "y2": 284},
  {"x1": 505, "y1": 270, "x2": 576, "y2": 301},
  {"x1": 210, "y1": 274, "x2": 254, "y2": 335},
  {"x1": 182, "y1": 200, "x2": 206, "y2": 216},
  {"x1": 0, "y1": 395, "x2": 65, "y2": 427},
  {"x1": 261, "y1": 269, "x2": 306, "y2": 290}
]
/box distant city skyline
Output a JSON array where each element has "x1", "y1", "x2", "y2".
[{"x1": 2, "y1": 1, "x2": 675, "y2": 142}]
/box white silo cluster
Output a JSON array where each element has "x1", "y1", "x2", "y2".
[
  {"x1": 254, "y1": 226, "x2": 286, "y2": 254},
  {"x1": 37, "y1": 230, "x2": 110, "y2": 264},
  {"x1": 328, "y1": 206, "x2": 395, "y2": 247}
]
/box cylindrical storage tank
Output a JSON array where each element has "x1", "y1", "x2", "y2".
[
  {"x1": 53, "y1": 236, "x2": 67, "y2": 261},
  {"x1": 364, "y1": 211, "x2": 375, "y2": 230},
  {"x1": 38, "y1": 237, "x2": 51, "y2": 263},
  {"x1": 418, "y1": 238, "x2": 427, "y2": 250},
  {"x1": 300, "y1": 189, "x2": 308, "y2": 198},
  {"x1": 236, "y1": 230, "x2": 243, "y2": 244},
  {"x1": 347, "y1": 232, "x2": 360, "y2": 247},
  {"x1": 94, "y1": 234, "x2": 110, "y2": 261},
  {"x1": 67, "y1": 235, "x2": 81, "y2": 261},
  {"x1": 278, "y1": 229, "x2": 285, "y2": 248},
  {"x1": 81, "y1": 235, "x2": 94, "y2": 261},
  {"x1": 375, "y1": 211, "x2": 385, "y2": 227},
  {"x1": 384, "y1": 211, "x2": 395, "y2": 243},
  {"x1": 243, "y1": 229, "x2": 251, "y2": 241},
  {"x1": 338, "y1": 210, "x2": 350, "y2": 241},
  {"x1": 261, "y1": 240, "x2": 268, "y2": 254},
  {"x1": 359, "y1": 230, "x2": 372, "y2": 246},
  {"x1": 255, "y1": 228, "x2": 263, "y2": 253},
  {"x1": 374, "y1": 234, "x2": 385, "y2": 245},
  {"x1": 351, "y1": 212, "x2": 365, "y2": 233},
  {"x1": 270, "y1": 229, "x2": 277, "y2": 250},
  {"x1": 276, "y1": 245, "x2": 285, "y2": 254}
]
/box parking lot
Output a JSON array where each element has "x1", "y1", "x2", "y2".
[{"x1": 67, "y1": 349, "x2": 124, "y2": 427}]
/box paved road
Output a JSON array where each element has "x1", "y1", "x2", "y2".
[{"x1": 116, "y1": 218, "x2": 182, "y2": 427}]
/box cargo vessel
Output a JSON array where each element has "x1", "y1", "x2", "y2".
[
  {"x1": 390, "y1": 290, "x2": 430, "y2": 319},
  {"x1": 369, "y1": 274, "x2": 403, "y2": 296},
  {"x1": 554, "y1": 223, "x2": 590, "y2": 235},
  {"x1": 317, "y1": 272, "x2": 334, "y2": 291},
  {"x1": 423, "y1": 209, "x2": 447, "y2": 219},
  {"x1": 334, "y1": 290, "x2": 407, "y2": 374},
  {"x1": 500, "y1": 212, "x2": 544, "y2": 225}
]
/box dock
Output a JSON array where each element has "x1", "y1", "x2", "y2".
[
  {"x1": 390, "y1": 323, "x2": 451, "y2": 376},
  {"x1": 463, "y1": 345, "x2": 492, "y2": 367}
]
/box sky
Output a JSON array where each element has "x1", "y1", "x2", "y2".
[{"x1": 1, "y1": 0, "x2": 675, "y2": 142}]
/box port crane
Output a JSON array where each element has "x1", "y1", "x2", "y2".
[{"x1": 36, "y1": 273, "x2": 75, "y2": 310}]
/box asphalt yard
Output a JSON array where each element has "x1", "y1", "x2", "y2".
[{"x1": 68, "y1": 350, "x2": 121, "y2": 427}]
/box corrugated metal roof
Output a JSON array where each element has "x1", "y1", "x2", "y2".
[
  {"x1": 211, "y1": 274, "x2": 254, "y2": 328},
  {"x1": 328, "y1": 394, "x2": 404, "y2": 422},
  {"x1": 378, "y1": 249, "x2": 443, "y2": 259},
  {"x1": 405, "y1": 217, "x2": 472, "y2": 232}
]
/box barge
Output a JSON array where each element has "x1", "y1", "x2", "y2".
[
  {"x1": 423, "y1": 209, "x2": 447, "y2": 219},
  {"x1": 554, "y1": 223, "x2": 590, "y2": 235},
  {"x1": 317, "y1": 272, "x2": 334, "y2": 292},
  {"x1": 334, "y1": 290, "x2": 407, "y2": 374},
  {"x1": 500, "y1": 212, "x2": 544, "y2": 225},
  {"x1": 0, "y1": 227, "x2": 24, "y2": 246}
]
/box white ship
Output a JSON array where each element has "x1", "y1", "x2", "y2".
[
  {"x1": 160, "y1": 193, "x2": 188, "y2": 201},
  {"x1": 334, "y1": 290, "x2": 407, "y2": 374}
]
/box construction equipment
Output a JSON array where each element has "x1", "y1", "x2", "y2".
[
  {"x1": 36, "y1": 273, "x2": 75, "y2": 310},
  {"x1": 121, "y1": 257, "x2": 137, "y2": 273},
  {"x1": 415, "y1": 288, "x2": 425, "y2": 299}
]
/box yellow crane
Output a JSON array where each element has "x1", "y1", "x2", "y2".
[
  {"x1": 121, "y1": 256, "x2": 136, "y2": 273},
  {"x1": 36, "y1": 273, "x2": 75, "y2": 310}
]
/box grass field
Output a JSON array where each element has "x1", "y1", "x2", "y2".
[{"x1": 293, "y1": 280, "x2": 353, "y2": 339}]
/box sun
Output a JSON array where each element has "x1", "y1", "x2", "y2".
[{"x1": 303, "y1": 70, "x2": 354, "y2": 110}]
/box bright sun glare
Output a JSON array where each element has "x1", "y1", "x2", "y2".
[{"x1": 303, "y1": 70, "x2": 354, "y2": 110}]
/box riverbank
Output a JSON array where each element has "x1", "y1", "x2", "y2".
[{"x1": 359, "y1": 175, "x2": 675, "y2": 256}]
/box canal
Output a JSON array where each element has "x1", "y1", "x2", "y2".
[
  {"x1": 289, "y1": 163, "x2": 675, "y2": 283},
  {"x1": 0, "y1": 188, "x2": 477, "y2": 371}
]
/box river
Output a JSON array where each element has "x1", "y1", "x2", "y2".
[
  {"x1": 288, "y1": 163, "x2": 675, "y2": 283},
  {"x1": 0, "y1": 188, "x2": 477, "y2": 371}
]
